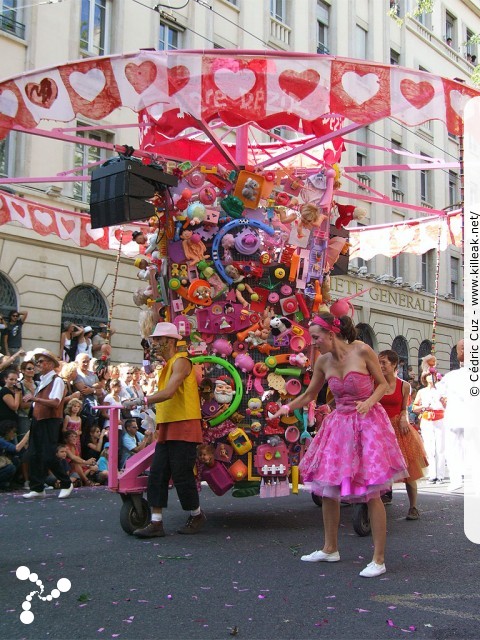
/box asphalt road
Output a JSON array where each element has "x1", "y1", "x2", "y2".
[{"x1": 1, "y1": 482, "x2": 477, "y2": 640}]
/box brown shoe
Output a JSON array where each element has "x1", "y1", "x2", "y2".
[
  {"x1": 406, "y1": 507, "x2": 420, "y2": 521},
  {"x1": 133, "y1": 521, "x2": 166, "y2": 538},
  {"x1": 177, "y1": 511, "x2": 206, "y2": 535}
]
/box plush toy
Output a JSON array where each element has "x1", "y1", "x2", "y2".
[
  {"x1": 242, "y1": 178, "x2": 259, "y2": 201},
  {"x1": 334, "y1": 202, "x2": 367, "y2": 229},
  {"x1": 270, "y1": 316, "x2": 292, "y2": 337}
]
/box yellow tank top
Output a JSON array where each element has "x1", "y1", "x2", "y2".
[{"x1": 155, "y1": 352, "x2": 201, "y2": 423}]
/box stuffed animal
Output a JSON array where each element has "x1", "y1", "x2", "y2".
[
  {"x1": 242, "y1": 178, "x2": 259, "y2": 201},
  {"x1": 269, "y1": 316, "x2": 292, "y2": 337},
  {"x1": 334, "y1": 202, "x2": 367, "y2": 229}
]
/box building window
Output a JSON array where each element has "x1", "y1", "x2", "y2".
[
  {"x1": 445, "y1": 11, "x2": 456, "y2": 45},
  {"x1": 62, "y1": 285, "x2": 108, "y2": 329},
  {"x1": 418, "y1": 339, "x2": 432, "y2": 381},
  {"x1": 159, "y1": 21, "x2": 182, "y2": 50},
  {"x1": 317, "y1": 1, "x2": 329, "y2": 54},
  {"x1": 270, "y1": 0, "x2": 286, "y2": 23},
  {"x1": 421, "y1": 249, "x2": 435, "y2": 292},
  {"x1": 448, "y1": 171, "x2": 458, "y2": 207},
  {"x1": 73, "y1": 127, "x2": 111, "y2": 203},
  {"x1": 450, "y1": 256, "x2": 460, "y2": 299},
  {"x1": 0, "y1": 136, "x2": 9, "y2": 177},
  {"x1": 450, "y1": 344, "x2": 460, "y2": 371},
  {"x1": 390, "y1": 49, "x2": 400, "y2": 66},
  {"x1": 420, "y1": 154, "x2": 431, "y2": 204},
  {"x1": 392, "y1": 336, "x2": 409, "y2": 380},
  {"x1": 356, "y1": 25, "x2": 367, "y2": 59},
  {"x1": 0, "y1": 0, "x2": 25, "y2": 38},
  {"x1": 80, "y1": 0, "x2": 110, "y2": 56},
  {"x1": 466, "y1": 28, "x2": 477, "y2": 60},
  {"x1": 356, "y1": 323, "x2": 375, "y2": 349},
  {"x1": 415, "y1": 6, "x2": 432, "y2": 29},
  {"x1": 0, "y1": 272, "x2": 17, "y2": 317}
]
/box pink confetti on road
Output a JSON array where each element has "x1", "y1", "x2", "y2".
[
  {"x1": 355, "y1": 609, "x2": 370, "y2": 613},
  {"x1": 325, "y1": 595, "x2": 336, "y2": 599},
  {"x1": 258, "y1": 595, "x2": 265, "y2": 599},
  {"x1": 97, "y1": 628, "x2": 104, "y2": 632}
]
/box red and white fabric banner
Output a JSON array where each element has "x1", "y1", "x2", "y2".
[
  {"x1": 0, "y1": 191, "x2": 142, "y2": 256},
  {"x1": 348, "y1": 211, "x2": 462, "y2": 259},
  {"x1": 0, "y1": 51, "x2": 478, "y2": 141}
]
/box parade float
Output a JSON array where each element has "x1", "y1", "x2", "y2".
[{"x1": 0, "y1": 50, "x2": 472, "y2": 532}]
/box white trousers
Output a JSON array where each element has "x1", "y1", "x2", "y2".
[
  {"x1": 445, "y1": 427, "x2": 464, "y2": 487},
  {"x1": 420, "y1": 418, "x2": 445, "y2": 481}
]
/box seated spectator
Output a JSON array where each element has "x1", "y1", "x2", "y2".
[
  {"x1": 62, "y1": 430, "x2": 99, "y2": 486},
  {"x1": 60, "y1": 322, "x2": 83, "y2": 363},
  {"x1": 96, "y1": 443, "x2": 109, "y2": 484},
  {"x1": 76, "y1": 326, "x2": 93, "y2": 358},
  {"x1": 120, "y1": 418, "x2": 153, "y2": 468},
  {"x1": 45, "y1": 444, "x2": 82, "y2": 489},
  {"x1": 63, "y1": 399, "x2": 83, "y2": 456},
  {"x1": 82, "y1": 424, "x2": 108, "y2": 462},
  {"x1": 2, "y1": 310, "x2": 28, "y2": 360},
  {"x1": 0, "y1": 368, "x2": 22, "y2": 427},
  {"x1": 0, "y1": 420, "x2": 29, "y2": 490}
]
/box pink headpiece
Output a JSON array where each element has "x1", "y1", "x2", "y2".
[{"x1": 311, "y1": 316, "x2": 341, "y2": 334}]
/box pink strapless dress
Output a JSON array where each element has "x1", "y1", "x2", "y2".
[{"x1": 299, "y1": 372, "x2": 408, "y2": 503}]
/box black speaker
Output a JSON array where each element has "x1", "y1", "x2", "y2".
[{"x1": 89, "y1": 158, "x2": 178, "y2": 229}]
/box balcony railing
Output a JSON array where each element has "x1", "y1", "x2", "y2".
[
  {"x1": 317, "y1": 44, "x2": 330, "y2": 55},
  {"x1": 0, "y1": 14, "x2": 25, "y2": 39},
  {"x1": 392, "y1": 188, "x2": 404, "y2": 203},
  {"x1": 357, "y1": 173, "x2": 371, "y2": 190},
  {"x1": 270, "y1": 16, "x2": 291, "y2": 47}
]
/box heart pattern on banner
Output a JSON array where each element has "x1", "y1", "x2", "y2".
[
  {"x1": 0, "y1": 89, "x2": 18, "y2": 118},
  {"x1": 69, "y1": 69, "x2": 107, "y2": 102},
  {"x1": 450, "y1": 90, "x2": 470, "y2": 117},
  {"x1": 278, "y1": 69, "x2": 320, "y2": 101},
  {"x1": 213, "y1": 68, "x2": 256, "y2": 100},
  {"x1": 85, "y1": 223, "x2": 107, "y2": 241},
  {"x1": 125, "y1": 61, "x2": 158, "y2": 94},
  {"x1": 341, "y1": 71, "x2": 380, "y2": 105},
  {"x1": 33, "y1": 209, "x2": 54, "y2": 228},
  {"x1": 167, "y1": 65, "x2": 190, "y2": 96},
  {"x1": 59, "y1": 217, "x2": 76, "y2": 235},
  {"x1": 400, "y1": 79, "x2": 434, "y2": 109},
  {"x1": 25, "y1": 78, "x2": 58, "y2": 108}
]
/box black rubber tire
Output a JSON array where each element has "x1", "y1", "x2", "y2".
[
  {"x1": 120, "y1": 497, "x2": 151, "y2": 535},
  {"x1": 352, "y1": 503, "x2": 371, "y2": 537},
  {"x1": 311, "y1": 492, "x2": 323, "y2": 507}
]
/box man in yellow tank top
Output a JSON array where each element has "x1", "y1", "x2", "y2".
[{"x1": 124, "y1": 322, "x2": 205, "y2": 538}]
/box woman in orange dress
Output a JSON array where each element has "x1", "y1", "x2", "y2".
[{"x1": 378, "y1": 350, "x2": 428, "y2": 521}]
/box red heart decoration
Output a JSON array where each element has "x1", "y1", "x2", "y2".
[
  {"x1": 25, "y1": 78, "x2": 58, "y2": 108},
  {"x1": 60, "y1": 217, "x2": 75, "y2": 234},
  {"x1": 167, "y1": 65, "x2": 190, "y2": 96},
  {"x1": 114, "y1": 228, "x2": 125, "y2": 242},
  {"x1": 278, "y1": 69, "x2": 320, "y2": 101},
  {"x1": 125, "y1": 61, "x2": 157, "y2": 94},
  {"x1": 10, "y1": 199, "x2": 27, "y2": 219},
  {"x1": 400, "y1": 79, "x2": 434, "y2": 109}
]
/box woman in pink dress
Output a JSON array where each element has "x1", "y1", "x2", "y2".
[{"x1": 274, "y1": 312, "x2": 407, "y2": 578}]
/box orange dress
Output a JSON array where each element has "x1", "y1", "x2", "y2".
[{"x1": 380, "y1": 378, "x2": 428, "y2": 482}]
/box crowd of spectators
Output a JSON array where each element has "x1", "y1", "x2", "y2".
[{"x1": 0, "y1": 317, "x2": 158, "y2": 493}]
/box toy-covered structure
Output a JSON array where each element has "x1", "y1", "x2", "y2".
[{"x1": 0, "y1": 50, "x2": 476, "y2": 498}]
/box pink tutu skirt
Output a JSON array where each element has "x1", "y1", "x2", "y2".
[{"x1": 299, "y1": 372, "x2": 408, "y2": 503}]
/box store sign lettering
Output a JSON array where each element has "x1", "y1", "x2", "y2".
[{"x1": 330, "y1": 278, "x2": 435, "y2": 313}]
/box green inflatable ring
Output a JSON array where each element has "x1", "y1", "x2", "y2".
[{"x1": 191, "y1": 355, "x2": 243, "y2": 427}]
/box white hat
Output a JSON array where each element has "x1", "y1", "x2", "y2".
[
  {"x1": 83, "y1": 326, "x2": 93, "y2": 334},
  {"x1": 149, "y1": 322, "x2": 182, "y2": 340}
]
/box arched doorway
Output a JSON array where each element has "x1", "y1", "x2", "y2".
[
  {"x1": 356, "y1": 323, "x2": 375, "y2": 348},
  {"x1": 0, "y1": 272, "x2": 17, "y2": 317},
  {"x1": 61, "y1": 285, "x2": 108, "y2": 330},
  {"x1": 418, "y1": 339, "x2": 433, "y2": 381},
  {"x1": 392, "y1": 336, "x2": 409, "y2": 381}
]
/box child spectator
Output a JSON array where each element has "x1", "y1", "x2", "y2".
[
  {"x1": 63, "y1": 399, "x2": 83, "y2": 456},
  {"x1": 96, "y1": 443, "x2": 109, "y2": 484},
  {"x1": 102, "y1": 379, "x2": 122, "y2": 429},
  {"x1": 63, "y1": 430, "x2": 99, "y2": 486},
  {"x1": 45, "y1": 444, "x2": 81, "y2": 489},
  {"x1": 0, "y1": 420, "x2": 29, "y2": 490}
]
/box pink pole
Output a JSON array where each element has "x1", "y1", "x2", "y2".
[{"x1": 236, "y1": 124, "x2": 249, "y2": 166}]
